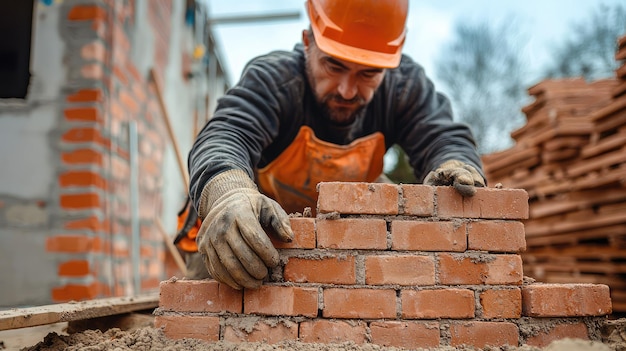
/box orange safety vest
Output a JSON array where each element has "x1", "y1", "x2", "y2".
[{"x1": 176, "y1": 125, "x2": 385, "y2": 252}]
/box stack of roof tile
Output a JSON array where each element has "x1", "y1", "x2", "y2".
[{"x1": 482, "y1": 34, "x2": 626, "y2": 312}]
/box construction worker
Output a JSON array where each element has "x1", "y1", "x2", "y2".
[{"x1": 178, "y1": 0, "x2": 486, "y2": 290}]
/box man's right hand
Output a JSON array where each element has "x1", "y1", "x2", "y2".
[{"x1": 196, "y1": 170, "x2": 293, "y2": 290}]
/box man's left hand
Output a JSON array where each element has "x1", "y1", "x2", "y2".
[{"x1": 423, "y1": 160, "x2": 485, "y2": 197}]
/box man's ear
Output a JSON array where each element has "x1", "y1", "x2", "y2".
[{"x1": 302, "y1": 29, "x2": 310, "y2": 49}]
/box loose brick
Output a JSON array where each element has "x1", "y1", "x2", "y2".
[
  {"x1": 284, "y1": 256, "x2": 356, "y2": 284},
  {"x1": 438, "y1": 253, "x2": 523, "y2": 285},
  {"x1": 365, "y1": 255, "x2": 435, "y2": 286},
  {"x1": 299, "y1": 319, "x2": 367, "y2": 344},
  {"x1": 401, "y1": 289, "x2": 475, "y2": 319},
  {"x1": 370, "y1": 321, "x2": 440, "y2": 349},
  {"x1": 317, "y1": 182, "x2": 399, "y2": 215},
  {"x1": 522, "y1": 283, "x2": 612, "y2": 317},
  {"x1": 323, "y1": 288, "x2": 396, "y2": 319},
  {"x1": 316, "y1": 218, "x2": 387, "y2": 250},
  {"x1": 159, "y1": 279, "x2": 242, "y2": 313},
  {"x1": 480, "y1": 288, "x2": 522, "y2": 319},
  {"x1": 391, "y1": 221, "x2": 467, "y2": 252},
  {"x1": 154, "y1": 315, "x2": 219, "y2": 342},
  {"x1": 436, "y1": 187, "x2": 529, "y2": 219},
  {"x1": 468, "y1": 220, "x2": 526, "y2": 252},
  {"x1": 222, "y1": 318, "x2": 298, "y2": 343},
  {"x1": 450, "y1": 321, "x2": 519, "y2": 347},
  {"x1": 399, "y1": 184, "x2": 435, "y2": 216},
  {"x1": 525, "y1": 322, "x2": 589, "y2": 347},
  {"x1": 244, "y1": 285, "x2": 317, "y2": 317},
  {"x1": 271, "y1": 217, "x2": 315, "y2": 249}
]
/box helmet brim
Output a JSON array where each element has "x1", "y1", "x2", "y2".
[{"x1": 312, "y1": 30, "x2": 403, "y2": 69}]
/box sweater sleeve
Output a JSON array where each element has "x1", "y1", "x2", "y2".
[
  {"x1": 391, "y1": 57, "x2": 485, "y2": 182},
  {"x1": 187, "y1": 52, "x2": 298, "y2": 212}
]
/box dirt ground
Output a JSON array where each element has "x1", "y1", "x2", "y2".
[{"x1": 15, "y1": 321, "x2": 626, "y2": 351}]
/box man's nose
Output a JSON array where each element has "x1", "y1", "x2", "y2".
[{"x1": 337, "y1": 75, "x2": 358, "y2": 100}]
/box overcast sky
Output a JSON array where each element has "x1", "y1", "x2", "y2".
[{"x1": 204, "y1": 0, "x2": 624, "y2": 93}]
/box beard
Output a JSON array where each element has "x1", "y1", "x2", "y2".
[{"x1": 305, "y1": 61, "x2": 367, "y2": 126}]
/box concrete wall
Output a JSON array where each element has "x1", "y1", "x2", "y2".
[{"x1": 0, "y1": 0, "x2": 228, "y2": 307}]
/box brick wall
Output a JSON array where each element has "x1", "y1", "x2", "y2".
[
  {"x1": 154, "y1": 183, "x2": 612, "y2": 348},
  {"x1": 48, "y1": 0, "x2": 173, "y2": 302}
]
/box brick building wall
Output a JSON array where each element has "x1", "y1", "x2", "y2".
[
  {"x1": 155, "y1": 183, "x2": 612, "y2": 349},
  {"x1": 0, "y1": 0, "x2": 229, "y2": 306}
]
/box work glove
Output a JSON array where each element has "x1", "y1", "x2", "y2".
[
  {"x1": 423, "y1": 160, "x2": 485, "y2": 197},
  {"x1": 196, "y1": 169, "x2": 294, "y2": 290}
]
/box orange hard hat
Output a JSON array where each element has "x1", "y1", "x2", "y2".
[{"x1": 306, "y1": 0, "x2": 408, "y2": 68}]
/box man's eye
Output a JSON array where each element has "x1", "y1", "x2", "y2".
[{"x1": 328, "y1": 64, "x2": 343, "y2": 73}]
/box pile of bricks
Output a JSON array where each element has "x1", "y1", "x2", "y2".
[
  {"x1": 482, "y1": 34, "x2": 626, "y2": 312},
  {"x1": 154, "y1": 183, "x2": 611, "y2": 349}
]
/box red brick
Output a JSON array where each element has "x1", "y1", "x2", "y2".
[
  {"x1": 58, "y1": 260, "x2": 90, "y2": 277},
  {"x1": 154, "y1": 315, "x2": 219, "y2": 342},
  {"x1": 46, "y1": 235, "x2": 99, "y2": 253},
  {"x1": 401, "y1": 289, "x2": 475, "y2": 319},
  {"x1": 525, "y1": 323, "x2": 589, "y2": 347},
  {"x1": 450, "y1": 321, "x2": 519, "y2": 347},
  {"x1": 391, "y1": 221, "x2": 466, "y2": 252},
  {"x1": 81, "y1": 63, "x2": 104, "y2": 80},
  {"x1": 480, "y1": 288, "x2": 522, "y2": 319},
  {"x1": 159, "y1": 279, "x2": 242, "y2": 313},
  {"x1": 468, "y1": 221, "x2": 526, "y2": 252},
  {"x1": 316, "y1": 218, "x2": 387, "y2": 249},
  {"x1": 67, "y1": 5, "x2": 107, "y2": 21},
  {"x1": 119, "y1": 90, "x2": 140, "y2": 114},
  {"x1": 317, "y1": 182, "x2": 399, "y2": 215},
  {"x1": 67, "y1": 89, "x2": 103, "y2": 103},
  {"x1": 522, "y1": 284, "x2": 612, "y2": 317},
  {"x1": 64, "y1": 216, "x2": 103, "y2": 232},
  {"x1": 365, "y1": 255, "x2": 435, "y2": 286},
  {"x1": 438, "y1": 253, "x2": 523, "y2": 285},
  {"x1": 244, "y1": 285, "x2": 317, "y2": 317},
  {"x1": 400, "y1": 184, "x2": 435, "y2": 216},
  {"x1": 61, "y1": 127, "x2": 107, "y2": 147},
  {"x1": 271, "y1": 217, "x2": 315, "y2": 249},
  {"x1": 64, "y1": 107, "x2": 102, "y2": 124},
  {"x1": 59, "y1": 171, "x2": 107, "y2": 189},
  {"x1": 51, "y1": 282, "x2": 100, "y2": 302},
  {"x1": 61, "y1": 149, "x2": 103, "y2": 166},
  {"x1": 80, "y1": 41, "x2": 106, "y2": 62},
  {"x1": 322, "y1": 288, "x2": 396, "y2": 319},
  {"x1": 370, "y1": 321, "x2": 440, "y2": 349},
  {"x1": 60, "y1": 193, "x2": 101, "y2": 210},
  {"x1": 299, "y1": 319, "x2": 367, "y2": 344},
  {"x1": 222, "y1": 318, "x2": 298, "y2": 343},
  {"x1": 436, "y1": 187, "x2": 529, "y2": 219},
  {"x1": 284, "y1": 256, "x2": 356, "y2": 284}
]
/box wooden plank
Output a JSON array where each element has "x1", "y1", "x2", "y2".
[{"x1": 0, "y1": 294, "x2": 158, "y2": 331}]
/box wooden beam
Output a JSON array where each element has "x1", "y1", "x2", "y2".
[{"x1": 0, "y1": 294, "x2": 158, "y2": 331}]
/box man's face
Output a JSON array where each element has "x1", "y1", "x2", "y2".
[{"x1": 303, "y1": 31, "x2": 386, "y2": 125}]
